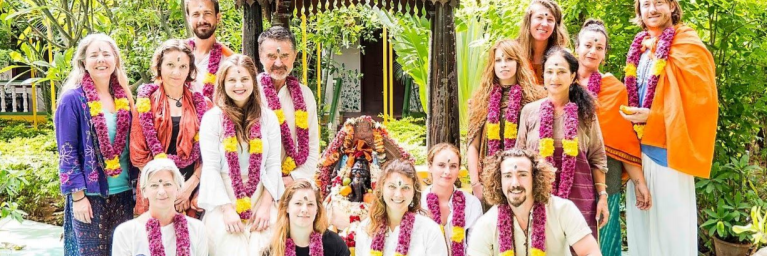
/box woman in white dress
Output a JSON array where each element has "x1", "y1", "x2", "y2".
[
  {"x1": 112, "y1": 158, "x2": 208, "y2": 256},
  {"x1": 420, "y1": 143, "x2": 483, "y2": 255},
  {"x1": 197, "y1": 54, "x2": 284, "y2": 255},
  {"x1": 354, "y1": 159, "x2": 448, "y2": 256}
]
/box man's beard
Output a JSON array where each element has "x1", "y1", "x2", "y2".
[
  {"x1": 506, "y1": 186, "x2": 527, "y2": 207},
  {"x1": 268, "y1": 65, "x2": 290, "y2": 80},
  {"x1": 193, "y1": 22, "x2": 217, "y2": 40}
]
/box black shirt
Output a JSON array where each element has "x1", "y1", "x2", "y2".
[
  {"x1": 167, "y1": 116, "x2": 195, "y2": 180},
  {"x1": 294, "y1": 230, "x2": 350, "y2": 256}
]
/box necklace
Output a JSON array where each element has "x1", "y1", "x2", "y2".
[
  {"x1": 146, "y1": 213, "x2": 191, "y2": 256},
  {"x1": 167, "y1": 94, "x2": 182, "y2": 107}
]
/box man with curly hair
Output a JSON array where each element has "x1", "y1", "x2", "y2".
[{"x1": 467, "y1": 149, "x2": 601, "y2": 256}]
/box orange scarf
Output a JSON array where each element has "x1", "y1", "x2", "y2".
[{"x1": 597, "y1": 75, "x2": 642, "y2": 167}]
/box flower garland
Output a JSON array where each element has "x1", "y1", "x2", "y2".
[
  {"x1": 285, "y1": 231, "x2": 324, "y2": 256},
  {"x1": 426, "y1": 190, "x2": 467, "y2": 256},
  {"x1": 146, "y1": 213, "x2": 191, "y2": 256},
  {"x1": 586, "y1": 72, "x2": 602, "y2": 95},
  {"x1": 623, "y1": 26, "x2": 675, "y2": 139},
  {"x1": 371, "y1": 211, "x2": 416, "y2": 256},
  {"x1": 259, "y1": 73, "x2": 309, "y2": 176},
  {"x1": 136, "y1": 83, "x2": 206, "y2": 168},
  {"x1": 222, "y1": 114, "x2": 263, "y2": 220},
  {"x1": 486, "y1": 84, "x2": 523, "y2": 156},
  {"x1": 497, "y1": 203, "x2": 546, "y2": 256},
  {"x1": 188, "y1": 39, "x2": 223, "y2": 100},
  {"x1": 81, "y1": 73, "x2": 131, "y2": 177},
  {"x1": 538, "y1": 100, "x2": 579, "y2": 198}
]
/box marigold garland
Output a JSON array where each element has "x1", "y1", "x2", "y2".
[
  {"x1": 497, "y1": 203, "x2": 546, "y2": 256},
  {"x1": 370, "y1": 211, "x2": 416, "y2": 256},
  {"x1": 624, "y1": 26, "x2": 675, "y2": 139},
  {"x1": 81, "y1": 73, "x2": 131, "y2": 177},
  {"x1": 427, "y1": 190, "x2": 467, "y2": 256},
  {"x1": 145, "y1": 213, "x2": 191, "y2": 256},
  {"x1": 188, "y1": 39, "x2": 223, "y2": 100},
  {"x1": 538, "y1": 100, "x2": 579, "y2": 198},
  {"x1": 486, "y1": 84, "x2": 524, "y2": 156},
  {"x1": 222, "y1": 114, "x2": 263, "y2": 220},
  {"x1": 259, "y1": 74, "x2": 309, "y2": 176}
]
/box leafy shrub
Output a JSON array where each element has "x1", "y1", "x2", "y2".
[{"x1": 385, "y1": 116, "x2": 427, "y2": 165}]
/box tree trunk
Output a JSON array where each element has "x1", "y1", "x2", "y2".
[
  {"x1": 242, "y1": 1, "x2": 265, "y2": 72},
  {"x1": 426, "y1": 0, "x2": 460, "y2": 149}
]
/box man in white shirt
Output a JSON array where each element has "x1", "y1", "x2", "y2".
[
  {"x1": 185, "y1": 0, "x2": 234, "y2": 97},
  {"x1": 256, "y1": 26, "x2": 320, "y2": 187},
  {"x1": 467, "y1": 149, "x2": 602, "y2": 256}
]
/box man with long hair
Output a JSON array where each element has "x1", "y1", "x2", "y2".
[{"x1": 467, "y1": 149, "x2": 601, "y2": 256}]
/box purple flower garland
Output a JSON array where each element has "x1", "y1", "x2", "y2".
[
  {"x1": 486, "y1": 84, "x2": 523, "y2": 156},
  {"x1": 259, "y1": 73, "x2": 310, "y2": 176},
  {"x1": 370, "y1": 211, "x2": 416, "y2": 255},
  {"x1": 222, "y1": 114, "x2": 263, "y2": 220},
  {"x1": 81, "y1": 72, "x2": 131, "y2": 176},
  {"x1": 188, "y1": 39, "x2": 223, "y2": 100},
  {"x1": 145, "y1": 213, "x2": 191, "y2": 256},
  {"x1": 497, "y1": 203, "x2": 546, "y2": 255}
]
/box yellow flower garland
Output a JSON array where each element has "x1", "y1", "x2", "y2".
[
  {"x1": 282, "y1": 157, "x2": 297, "y2": 175},
  {"x1": 451, "y1": 226, "x2": 465, "y2": 243},
  {"x1": 486, "y1": 123, "x2": 501, "y2": 140},
  {"x1": 274, "y1": 109, "x2": 285, "y2": 124},
  {"x1": 562, "y1": 138, "x2": 579, "y2": 157},
  {"x1": 114, "y1": 98, "x2": 130, "y2": 111},
  {"x1": 235, "y1": 197, "x2": 251, "y2": 214},
  {"x1": 504, "y1": 122, "x2": 518, "y2": 139},
  {"x1": 137, "y1": 98, "x2": 151, "y2": 113},
  {"x1": 223, "y1": 137, "x2": 238, "y2": 153},
  {"x1": 538, "y1": 138, "x2": 555, "y2": 157},
  {"x1": 295, "y1": 110, "x2": 309, "y2": 129},
  {"x1": 87, "y1": 101, "x2": 102, "y2": 117},
  {"x1": 624, "y1": 64, "x2": 637, "y2": 77},
  {"x1": 249, "y1": 139, "x2": 263, "y2": 154}
]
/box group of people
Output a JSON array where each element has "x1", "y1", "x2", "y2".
[{"x1": 54, "y1": 0, "x2": 718, "y2": 255}]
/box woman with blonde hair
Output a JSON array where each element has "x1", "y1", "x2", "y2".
[
  {"x1": 55, "y1": 33, "x2": 135, "y2": 255},
  {"x1": 466, "y1": 39, "x2": 545, "y2": 204},
  {"x1": 516, "y1": 0, "x2": 570, "y2": 84},
  {"x1": 130, "y1": 39, "x2": 212, "y2": 217},
  {"x1": 354, "y1": 159, "x2": 447, "y2": 256},
  {"x1": 267, "y1": 180, "x2": 349, "y2": 256},
  {"x1": 197, "y1": 54, "x2": 283, "y2": 255}
]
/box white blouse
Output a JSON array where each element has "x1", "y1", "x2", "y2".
[
  {"x1": 197, "y1": 107, "x2": 284, "y2": 211},
  {"x1": 354, "y1": 214, "x2": 448, "y2": 256},
  {"x1": 420, "y1": 186, "x2": 484, "y2": 252},
  {"x1": 112, "y1": 216, "x2": 208, "y2": 256}
]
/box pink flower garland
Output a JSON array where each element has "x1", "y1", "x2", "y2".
[
  {"x1": 586, "y1": 72, "x2": 602, "y2": 95},
  {"x1": 81, "y1": 73, "x2": 131, "y2": 177},
  {"x1": 145, "y1": 213, "x2": 191, "y2": 256},
  {"x1": 486, "y1": 84, "x2": 523, "y2": 156},
  {"x1": 259, "y1": 74, "x2": 310, "y2": 176},
  {"x1": 285, "y1": 232, "x2": 324, "y2": 256},
  {"x1": 426, "y1": 190, "x2": 467, "y2": 256},
  {"x1": 188, "y1": 39, "x2": 223, "y2": 100},
  {"x1": 137, "y1": 83, "x2": 207, "y2": 168},
  {"x1": 624, "y1": 26, "x2": 675, "y2": 139},
  {"x1": 222, "y1": 115, "x2": 263, "y2": 220},
  {"x1": 371, "y1": 211, "x2": 416, "y2": 255},
  {"x1": 538, "y1": 100, "x2": 579, "y2": 198},
  {"x1": 497, "y1": 203, "x2": 546, "y2": 255}
]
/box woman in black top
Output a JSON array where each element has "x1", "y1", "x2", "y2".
[{"x1": 268, "y1": 180, "x2": 350, "y2": 256}]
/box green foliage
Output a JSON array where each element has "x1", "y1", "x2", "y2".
[
  {"x1": 0, "y1": 119, "x2": 50, "y2": 140},
  {"x1": 303, "y1": 5, "x2": 381, "y2": 55},
  {"x1": 733, "y1": 206, "x2": 767, "y2": 252},
  {"x1": 385, "y1": 116, "x2": 426, "y2": 165}
]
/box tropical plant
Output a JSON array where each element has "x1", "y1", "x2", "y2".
[{"x1": 733, "y1": 206, "x2": 767, "y2": 255}]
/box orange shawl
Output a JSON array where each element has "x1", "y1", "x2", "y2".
[
  {"x1": 597, "y1": 75, "x2": 642, "y2": 167},
  {"x1": 129, "y1": 84, "x2": 212, "y2": 168},
  {"x1": 642, "y1": 25, "x2": 718, "y2": 178}
]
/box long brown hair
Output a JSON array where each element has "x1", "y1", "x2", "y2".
[
  {"x1": 150, "y1": 39, "x2": 197, "y2": 83},
  {"x1": 466, "y1": 39, "x2": 539, "y2": 146},
  {"x1": 516, "y1": 0, "x2": 570, "y2": 61},
  {"x1": 269, "y1": 180, "x2": 328, "y2": 256},
  {"x1": 481, "y1": 149, "x2": 554, "y2": 205},
  {"x1": 214, "y1": 54, "x2": 263, "y2": 143},
  {"x1": 366, "y1": 159, "x2": 425, "y2": 236}
]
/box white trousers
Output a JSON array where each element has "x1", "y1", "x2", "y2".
[{"x1": 626, "y1": 153, "x2": 697, "y2": 256}]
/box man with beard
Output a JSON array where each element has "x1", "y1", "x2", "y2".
[
  {"x1": 619, "y1": 0, "x2": 717, "y2": 255},
  {"x1": 467, "y1": 149, "x2": 601, "y2": 256},
  {"x1": 185, "y1": 0, "x2": 234, "y2": 98},
  {"x1": 256, "y1": 26, "x2": 319, "y2": 188}
]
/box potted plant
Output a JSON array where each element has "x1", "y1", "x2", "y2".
[
  {"x1": 697, "y1": 154, "x2": 764, "y2": 255},
  {"x1": 733, "y1": 206, "x2": 767, "y2": 255}
]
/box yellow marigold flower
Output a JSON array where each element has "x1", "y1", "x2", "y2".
[
  {"x1": 105, "y1": 156, "x2": 121, "y2": 171},
  {"x1": 114, "y1": 98, "x2": 130, "y2": 111},
  {"x1": 274, "y1": 109, "x2": 285, "y2": 124},
  {"x1": 500, "y1": 250, "x2": 516, "y2": 256},
  {"x1": 539, "y1": 138, "x2": 555, "y2": 157},
  {"x1": 249, "y1": 138, "x2": 263, "y2": 154},
  {"x1": 295, "y1": 110, "x2": 309, "y2": 129},
  {"x1": 137, "y1": 98, "x2": 152, "y2": 113},
  {"x1": 652, "y1": 59, "x2": 667, "y2": 76},
  {"x1": 451, "y1": 226, "x2": 465, "y2": 242},
  {"x1": 530, "y1": 248, "x2": 545, "y2": 256},
  {"x1": 370, "y1": 251, "x2": 383, "y2": 256},
  {"x1": 87, "y1": 101, "x2": 102, "y2": 116},
  {"x1": 395, "y1": 253, "x2": 405, "y2": 256},
  {"x1": 458, "y1": 169, "x2": 469, "y2": 178},
  {"x1": 440, "y1": 225, "x2": 445, "y2": 235},
  {"x1": 634, "y1": 124, "x2": 645, "y2": 139},
  {"x1": 223, "y1": 137, "x2": 238, "y2": 152},
  {"x1": 504, "y1": 122, "x2": 518, "y2": 139},
  {"x1": 486, "y1": 123, "x2": 501, "y2": 140},
  {"x1": 203, "y1": 73, "x2": 217, "y2": 85},
  {"x1": 624, "y1": 64, "x2": 637, "y2": 77},
  {"x1": 194, "y1": 133, "x2": 200, "y2": 142},
  {"x1": 154, "y1": 153, "x2": 167, "y2": 159},
  {"x1": 282, "y1": 157, "x2": 297, "y2": 175},
  {"x1": 235, "y1": 197, "x2": 251, "y2": 214},
  {"x1": 563, "y1": 138, "x2": 579, "y2": 157},
  {"x1": 349, "y1": 248, "x2": 355, "y2": 255}
]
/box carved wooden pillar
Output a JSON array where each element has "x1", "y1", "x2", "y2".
[
  {"x1": 272, "y1": 0, "x2": 293, "y2": 28},
  {"x1": 243, "y1": 0, "x2": 265, "y2": 72},
  {"x1": 426, "y1": 0, "x2": 460, "y2": 148}
]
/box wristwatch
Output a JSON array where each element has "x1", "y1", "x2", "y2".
[{"x1": 598, "y1": 191, "x2": 608, "y2": 198}]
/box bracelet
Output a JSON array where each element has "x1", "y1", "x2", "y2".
[
  {"x1": 73, "y1": 195, "x2": 86, "y2": 202},
  {"x1": 471, "y1": 182, "x2": 482, "y2": 187},
  {"x1": 598, "y1": 191, "x2": 608, "y2": 198},
  {"x1": 594, "y1": 183, "x2": 608, "y2": 188}
]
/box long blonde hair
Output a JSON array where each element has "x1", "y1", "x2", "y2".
[
  {"x1": 214, "y1": 54, "x2": 263, "y2": 144},
  {"x1": 466, "y1": 39, "x2": 538, "y2": 147},
  {"x1": 366, "y1": 159, "x2": 424, "y2": 236},
  {"x1": 516, "y1": 0, "x2": 570, "y2": 61},
  {"x1": 269, "y1": 180, "x2": 328, "y2": 256},
  {"x1": 59, "y1": 33, "x2": 133, "y2": 106}
]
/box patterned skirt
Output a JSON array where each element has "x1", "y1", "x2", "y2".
[{"x1": 63, "y1": 191, "x2": 133, "y2": 256}]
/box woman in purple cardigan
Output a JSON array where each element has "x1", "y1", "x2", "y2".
[{"x1": 55, "y1": 33, "x2": 135, "y2": 255}]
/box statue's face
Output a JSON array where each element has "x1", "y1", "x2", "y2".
[{"x1": 355, "y1": 122, "x2": 373, "y2": 142}]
